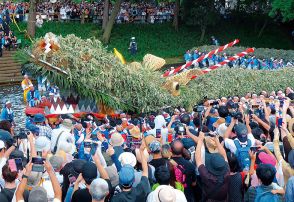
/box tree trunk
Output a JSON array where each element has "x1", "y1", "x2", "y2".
[
  {"x1": 102, "y1": 0, "x2": 109, "y2": 31},
  {"x1": 81, "y1": 12, "x2": 85, "y2": 24},
  {"x1": 254, "y1": 20, "x2": 259, "y2": 33},
  {"x1": 27, "y1": 0, "x2": 37, "y2": 38},
  {"x1": 200, "y1": 26, "x2": 206, "y2": 42},
  {"x1": 102, "y1": 0, "x2": 122, "y2": 44},
  {"x1": 258, "y1": 19, "x2": 268, "y2": 38},
  {"x1": 173, "y1": 0, "x2": 180, "y2": 31}
]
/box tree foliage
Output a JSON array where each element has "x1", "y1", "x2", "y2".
[{"x1": 270, "y1": 0, "x2": 294, "y2": 22}]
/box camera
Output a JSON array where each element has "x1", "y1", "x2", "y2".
[
  {"x1": 193, "y1": 105, "x2": 205, "y2": 113},
  {"x1": 210, "y1": 100, "x2": 219, "y2": 106},
  {"x1": 175, "y1": 123, "x2": 186, "y2": 136},
  {"x1": 230, "y1": 111, "x2": 243, "y2": 119},
  {"x1": 14, "y1": 129, "x2": 27, "y2": 140}
]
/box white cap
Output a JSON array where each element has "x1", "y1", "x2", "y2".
[
  {"x1": 5, "y1": 101, "x2": 11, "y2": 105},
  {"x1": 0, "y1": 140, "x2": 6, "y2": 149},
  {"x1": 131, "y1": 37, "x2": 135, "y2": 40}
]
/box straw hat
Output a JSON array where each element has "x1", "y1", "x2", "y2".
[{"x1": 129, "y1": 126, "x2": 141, "y2": 139}]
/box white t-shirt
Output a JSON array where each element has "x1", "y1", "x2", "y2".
[
  {"x1": 224, "y1": 133, "x2": 256, "y2": 154},
  {"x1": 146, "y1": 128, "x2": 169, "y2": 144}
]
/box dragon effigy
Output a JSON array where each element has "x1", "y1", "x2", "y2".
[{"x1": 19, "y1": 33, "x2": 294, "y2": 114}]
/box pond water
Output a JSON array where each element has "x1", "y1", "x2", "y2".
[{"x1": 0, "y1": 84, "x2": 26, "y2": 131}]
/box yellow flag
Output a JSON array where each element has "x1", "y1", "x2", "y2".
[{"x1": 114, "y1": 48, "x2": 126, "y2": 64}]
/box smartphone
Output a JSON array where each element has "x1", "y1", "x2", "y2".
[
  {"x1": 32, "y1": 164, "x2": 44, "y2": 172},
  {"x1": 277, "y1": 118, "x2": 283, "y2": 128},
  {"x1": 90, "y1": 143, "x2": 98, "y2": 156},
  {"x1": 101, "y1": 141, "x2": 109, "y2": 153},
  {"x1": 8, "y1": 159, "x2": 17, "y2": 172},
  {"x1": 84, "y1": 141, "x2": 91, "y2": 148},
  {"x1": 156, "y1": 129, "x2": 161, "y2": 138},
  {"x1": 68, "y1": 174, "x2": 77, "y2": 185},
  {"x1": 32, "y1": 157, "x2": 45, "y2": 164},
  {"x1": 250, "y1": 146, "x2": 260, "y2": 152},
  {"x1": 14, "y1": 158, "x2": 23, "y2": 171}
]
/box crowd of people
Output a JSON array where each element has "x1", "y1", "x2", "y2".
[
  {"x1": 0, "y1": 72, "x2": 294, "y2": 202},
  {"x1": 2, "y1": 1, "x2": 175, "y2": 24},
  {"x1": 0, "y1": 6, "x2": 19, "y2": 57},
  {"x1": 183, "y1": 49, "x2": 294, "y2": 70}
]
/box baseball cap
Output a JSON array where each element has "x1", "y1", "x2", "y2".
[
  {"x1": 119, "y1": 165, "x2": 135, "y2": 187},
  {"x1": 71, "y1": 159, "x2": 87, "y2": 177},
  {"x1": 149, "y1": 140, "x2": 161, "y2": 153},
  {"x1": 234, "y1": 123, "x2": 248, "y2": 143},
  {"x1": 0, "y1": 140, "x2": 6, "y2": 149},
  {"x1": 258, "y1": 152, "x2": 276, "y2": 166},
  {"x1": 82, "y1": 162, "x2": 98, "y2": 185},
  {"x1": 118, "y1": 152, "x2": 137, "y2": 167}
]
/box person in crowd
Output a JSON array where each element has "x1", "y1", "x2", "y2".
[
  {"x1": 111, "y1": 140, "x2": 151, "y2": 202},
  {"x1": 26, "y1": 85, "x2": 41, "y2": 107},
  {"x1": 211, "y1": 36, "x2": 219, "y2": 46},
  {"x1": 149, "y1": 140, "x2": 168, "y2": 169},
  {"x1": 3, "y1": 35, "x2": 11, "y2": 51},
  {"x1": 0, "y1": 164, "x2": 29, "y2": 202},
  {"x1": 195, "y1": 131, "x2": 230, "y2": 201},
  {"x1": 129, "y1": 37, "x2": 138, "y2": 55},
  {"x1": 36, "y1": 14, "x2": 43, "y2": 28},
  {"x1": 28, "y1": 113, "x2": 53, "y2": 140},
  {"x1": 147, "y1": 184, "x2": 187, "y2": 202},
  {"x1": 184, "y1": 50, "x2": 192, "y2": 64},
  {"x1": 1, "y1": 101, "x2": 14, "y2": 124},
  {"x1": 15, "y1": 161, "x2": 62, "y2": 202},
  {"x1": 21, "y1": 75, "x2": 33, "y2": 103},
  {"x1": 0, "y1": 140, "x2": 16, "y2": 181},
  {"x1": 171, "y1": 139, "x2": 196, "y2": 202},
  {"x1": 245, "y1": 164, "x2": 284, "y2": 202}
]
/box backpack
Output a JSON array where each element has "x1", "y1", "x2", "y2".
[
  {"x1": 174, "y1": 164, "x2": 187, "y2": 188},
  {"x1": 254, "y1": 186, "x2": 280, "y2": 202},
  {"x1": 234, "y1": 139, "x2": 251, "y2": 170}
]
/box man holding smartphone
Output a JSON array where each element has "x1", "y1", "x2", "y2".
[{"x1": 15, "y1": 161, "x2": 62, "y2": 202}]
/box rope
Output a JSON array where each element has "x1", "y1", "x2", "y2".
[{"x1": 11, "y1": 14, "x2": 33, "y2": 43}]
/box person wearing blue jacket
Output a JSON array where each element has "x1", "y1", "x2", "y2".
[
  {"x1": 193, "y1": 50, "x2": 199, "y2": 60},
  {"x1": 184, "y1": 50, "x2": 192, "y2": 64},
  {"x1": 26, "y1": 85, "x2": 41, "y2": 107},
  {"x1": 0, "y1": 101, "x2": 14, "y2": 123}
]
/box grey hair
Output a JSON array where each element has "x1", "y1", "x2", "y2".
[
  {"x1": 89, "y1": 178, "x2": 109, "y2": 201},
  {"x1": 161, "y1": 144, "x2": 171, "y2": 158},
  {"x1": 27, "y1": 171, "x2": 43, "y2": 187}
]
